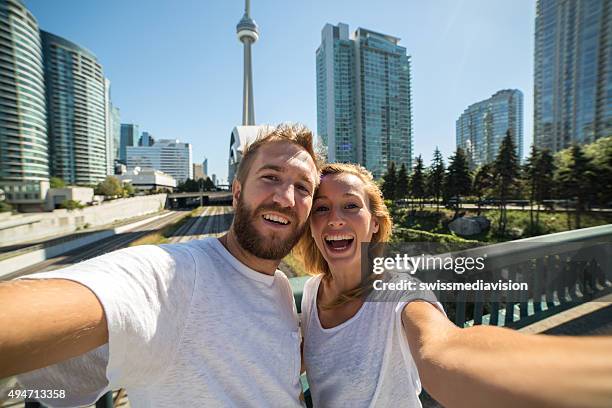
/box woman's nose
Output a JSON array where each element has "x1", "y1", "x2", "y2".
[{"x1": 327, "y1": 208, "x2": 345, "y2": 227}]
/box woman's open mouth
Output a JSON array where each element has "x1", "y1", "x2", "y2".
[{"x1": 324, "y1": 234, "x2": 355, "y2": 252}]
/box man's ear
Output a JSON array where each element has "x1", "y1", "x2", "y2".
[{"x1": 232, "y1": 179, "x2": 241, "y2": 207}]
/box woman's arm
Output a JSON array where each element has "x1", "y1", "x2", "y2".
[{"x1": 402, "y1": 301, "x2": 612, "y2": 408}]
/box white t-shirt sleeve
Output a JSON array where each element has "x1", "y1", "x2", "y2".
[{"x1": 15, "y1": 243, "x2": 196, "y2": 406}]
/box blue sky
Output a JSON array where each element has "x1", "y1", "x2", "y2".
[{"x1": 25, "y1": 0, "x2": 535, "y2": 183}]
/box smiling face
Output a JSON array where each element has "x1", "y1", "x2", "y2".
[
  {"x1": 310, "y1": 173, "x2": 380, "y2": 271},
  {"x1": 232, "y1": 141, "x2": 318, "y2": 260}
]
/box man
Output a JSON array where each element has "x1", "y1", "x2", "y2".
[{"x1": 0, "y1": 124, "x2": 320, "y2": 407}]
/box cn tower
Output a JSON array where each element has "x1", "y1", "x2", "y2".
[{"x1": 236, "y1": 0, "x2": 258, "y2": 126}]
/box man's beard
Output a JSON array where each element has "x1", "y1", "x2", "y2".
[{"x1": 233, "y1": 195, "x2": 307, "y2": 260}]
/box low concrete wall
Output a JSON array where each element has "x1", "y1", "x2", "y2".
[
  {"x1": 0, "y1": 194, "x2": 167, "y2": 247},
  {"x1": 0, "y1": 211, "x2": 174, "y2": 279}
]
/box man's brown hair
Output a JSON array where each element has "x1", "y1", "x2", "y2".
[{"x1": 235, "y1": 123, "x2": 321, "y2": 186}]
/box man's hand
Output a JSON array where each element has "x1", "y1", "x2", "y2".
[
  {"x1": 0, "y1": 279, "x2": 108, "y2": 378},
  {"x1": 402, "y1": 301, "x2": 612, "y2": 408}
]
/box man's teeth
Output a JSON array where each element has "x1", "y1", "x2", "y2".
[
  {"x1": 263, "y1": 214, "x2": 289, "y2": 224},
  {"x1": 325, "y1": 235, "x2": 353, "y2": 241}
]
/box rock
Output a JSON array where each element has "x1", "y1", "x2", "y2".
[{"x1": 448, "y1": 216, "x2": 491, "y2": 236}]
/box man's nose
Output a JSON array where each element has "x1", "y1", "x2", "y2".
[{"x1": 273, "y1": 184, "x2": 295, "y2": 207}]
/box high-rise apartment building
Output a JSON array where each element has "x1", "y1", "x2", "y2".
[
  {"x1": 534, "y1": 0, "x2": 611, "y2": 152},
  {"x1": 120, "y1": 123, "x2": 139, "y2": 163},
  {"x1": 202, "y1": 158, "x2": 208, "y2": 178},
  {"x1": 41, "y1": 30, "x2": 108, "y2": 185},
  {"x1": 456, "y1": 89, "x2": 524, "y2": 169},
  {"x1": 316, "y1": 23, "x2": 413, "y2": 177},
  {"x1": 127, "y1": 139, "x2": 193, "y2": 183},
  {"x1": 0, "y1": 0, "x2": 49, "y2": 208}
]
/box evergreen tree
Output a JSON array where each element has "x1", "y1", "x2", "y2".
[
  {"x1": 523, "y1": 145, "x2": 540, "y2": 233},
  {"x1": 472, "y1": 163, "x2": 494, "y2": 216},
  {"x1": 493, "y1": 130, "x2": 520, "y2": 236},
  {"x1": 429, "y1": 147, "x2": 445, "y2": 212},
  {"x1": 535, "y1": 149, "x2": 555, "y2": 225},
  {"x1": 396, "y1": 163, "x2": 409, "y2": 200},
  {"x1": 381, "y1": 162, "x2": 397, "y2": 201},
  {"x1": 556, "y1": 144, "x2": 594, "y2": 229},
  {"x1": 444, "y1": 148, "x2": 472, "y2": 218},
  {"x1": 410, "y1": 155, "x2": 425, "y2": 209}
]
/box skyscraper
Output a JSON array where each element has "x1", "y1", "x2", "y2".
[
  {"x1": 127, "y1": 139, "x2": 193, "y2": 183},
  {"x1": 120, "y1": 123, "x2": 139, "y2": 163},
  {"x1": 0, "y1": 0, "x2": 49, "y2": 209},
  {"x1": 316, "y1": 23, "x2": 413, "y2": 177},
  {"x1": 110, "y1": 104, "x2": 120, "y2": 165},
  {"x1": 534, "y1": 0, "x2": 611, "y2": 152},
  {"x1": 41, "y1": 30, "x2": 108, "y2": 185},
  {"x1": 139, "y1": 131, "x2": 155, "y2": 146},
  {"x1": 456, "y1": 89, "x2": 524, "y2": 169}
]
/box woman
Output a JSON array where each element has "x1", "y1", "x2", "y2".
[
  {"x1": 295, "y1": 162, "x2": 439, "y2": 407},
  {"x1": 295, "y1": 163, "x2": 612, "y2": 408}
]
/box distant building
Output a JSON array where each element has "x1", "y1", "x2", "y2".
[
  {"x1": 316, "y1": 23, "x2": 413, "y2": 177},
  {"x1": 104, "y1": 78, "x2": 114, "y2": 175},
  {"x1": 45, "y1": 187, "x2": 94, "y2": 211},
  {"x1": 41, "y1": 30, "x2": 108, "y2": 185},
  {"x1": 127, "y1": 139, "x2": 193, "y2": 183},
  {"x1": 110, "y1": 105, "x2": 121, "y2": 165},
  {"x1": 202, "y1": 158, "x2": 208, "y2": 178},
  {"x1": 117, "y1": 167, "x2": 176, "y2": 192},
  {"x1": 0, "y1": 0, "x2": 50, "y2": 210},
  {"x1": 534, "y1": 0, "x2": 612, "y2": 152},
  {"x1": 120, "y1": 124, "x2": 139, "y2": 163},
  {"x1": 456, "y1": 90, "x2": 523, "y2": 169},
  {"x1": 193, "y1": 163, "x2": 205, "y2": 180},
  {"x1": 139, "y1": 131, "x2": 155, "y2": 147},
  {"x1": 211, "y1": 174, "x2": 217, "y2": 186}
]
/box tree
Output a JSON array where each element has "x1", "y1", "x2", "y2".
[
  {"x1": 395, "y1": 163, "x2": 409, "y2": 200},
  {"x1": 123, "y1": 182, "x2": 135, "y2": 197},
  {"x1": 493, "y1": 130, "x2": 520, "y2": 236},
  {"x1": 428, "y1": 147, "x2": 445, "y2": 212},
  {"x1": 523, "y1": 146, "x2": 556, "y2": 234},
  {"x1": 472, "y1": 163, "x2": 494, "y2": 216},
  {"x1": 95, "y1": 176, "x2": 123, "y2": 197},
  {"x1": 60, "y1": 199, "x2": 84, "y2": 211},
  {"x1": 410, "y1": 155, "x2": 426, "y2": 209},
  {"x1": 583, "y1": 136, "x2": 612, "y2": 207},
  {"x1": 177, "y1": 178, "x2": 200, "y2": 192},
  {"x1": 381, "y1": 162, "x2": 397, "y2": 201},
  {"x1": 556, "y1": 144, "x2": 595, "y2": 229},
  {"x1": 444, "y1": 148, "x2": 472, "y2": 218},
  {"x1": 203, "y1": 177, "x2": 215, "y2": 191},
  {"x1": 50, "y1": 177, "x2": 66, "y2": 189},
  {"x1": 523, "y1": 145, "x2": 540, "y2": 233}
]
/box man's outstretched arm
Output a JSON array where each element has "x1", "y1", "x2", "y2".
[
  {"x1": 402, "y1": 301, "x2": 612, "y2": 408},
  {"x1": 0, "y1": 279, "x2": 108, "y2": 378}
]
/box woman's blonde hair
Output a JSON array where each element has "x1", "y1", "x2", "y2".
[{"x1": 293, "y1": 163, "x2": 392, "y2": 309}]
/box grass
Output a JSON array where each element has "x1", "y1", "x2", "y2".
[{"x1": 129, "y1": 207, "x2": 205, "y2": 247}]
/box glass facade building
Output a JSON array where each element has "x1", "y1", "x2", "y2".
[
  {"x1": 0, "y1": 0, "x2": 49, "y2": 206},
  {"x1": 127, "y1": 139, "x2": 193, "y2": 183},
  {"x1": 534, "y1": 0, "x2": 612, "y2": 152},
  {"x1": 120, "y1": 123, "x2": 139, "y2": 163},
  {"x1": 316, "y1": 23, "x2": 413, "y2": 177},
  {"x1": 456, "y1": 89, "x2": 524, "y2": 170},
  {"x1": 41, "y1": 30, "x2": 108, "y2": 185}
]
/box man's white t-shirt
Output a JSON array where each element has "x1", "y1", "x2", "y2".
[
  {"x1": 16, "y1": 238, "x2": 303, "y2": 407},
  {"x1": 301, "y1": 274, "x2": 444, "y2": 408}
]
